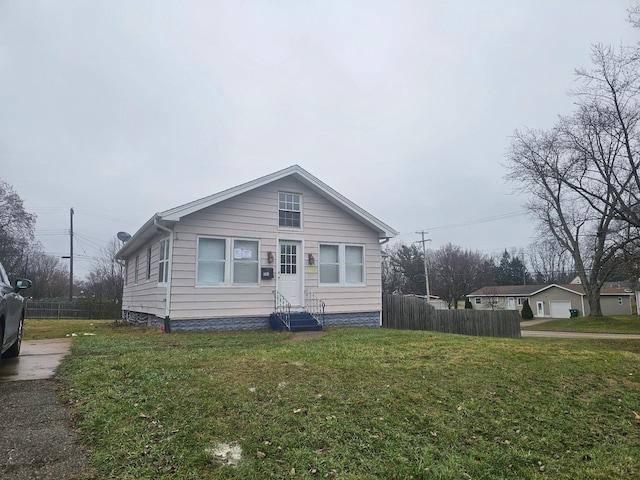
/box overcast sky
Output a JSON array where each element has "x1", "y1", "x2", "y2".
[{"x1": 1, "y1": 0, "x2": 637, "y2": 278}]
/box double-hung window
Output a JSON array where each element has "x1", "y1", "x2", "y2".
[
  {"x1": 197, "y1": 238, "x2": 226, "y2": 284},
  {"x1": 319, "y1": 244, "x2": 365, "y2": 285},
  {"x1": 197, "y1": 237, "x2": 259, "y2": 285},
  {"x1": 279, "y1": 192, "x2": 301, "y2": 228},
  {"x1": 158, "y1": 238, "x2": 170, "y2": 284},
  {"x1": 233, "y1": 239, "x2": 259, "y2": 284}
]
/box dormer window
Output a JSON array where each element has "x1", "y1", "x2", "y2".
[{"x1": 279, "y1": 192, "x2": 301, "y2": 228}]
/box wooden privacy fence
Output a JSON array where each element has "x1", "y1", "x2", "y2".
[
  {"x1": 25, "y1": 301, "x2": 122, "y2": 320},
  {"x1": 382, "y1": 294, "x2": 521, "y2": 338}
]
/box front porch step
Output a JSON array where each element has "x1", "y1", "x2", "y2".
[{"x1": 269, "y1": 312, "x2": 323, "y2": 332}]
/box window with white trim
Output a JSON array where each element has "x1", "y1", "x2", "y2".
[
  {"x1": 196, "y1": 237, "x2": 259, "y2": 286},
  {"x1": 278, "y1": 192, "x2": 301, "y2": 228},
  {"x1": 158, "y1": 238, "x2": 170, "y2": 284},
  {"x1": 474, "y1": 297, "x2": 481, "y2": 305},
  {"x1": 233, "y1": 239, "x2": 259, "y2": 283},
  {"x1": 197, "y1": 238, "x2": 225, "y2": 284},
  {"x1": 134, "y1": 255, "x2": 139, "y2": 284},
  {"x1": 319, "y1": 244, "x2": 365, "y2": 285},
  {"x1": 517, "y1": 297, "x2": 527, "y2": 306}
]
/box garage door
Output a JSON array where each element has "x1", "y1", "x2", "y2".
[{"x1": 550, "y1": 300, "x2": 571, "y2": 318}]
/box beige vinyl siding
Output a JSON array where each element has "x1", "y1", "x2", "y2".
[
  {"x1": 121, "y1": 237, "x2": 168, "y2": 318},
  {"x1": 166, "y1": 177, "x2": 383, "y2": 320}
]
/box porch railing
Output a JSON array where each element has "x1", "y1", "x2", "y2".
[
  {"x1": 304, "y1": 290, "x2": 326, "y2": 327},
  {"x1": 274, "y1": 290, "x2": 292, "y2": 331}
]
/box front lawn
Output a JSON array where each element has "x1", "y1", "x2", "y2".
[
  {"x1": 522, "y1": 315, "x2": 640, "y2": 334},
  {"x1": 47, "y1": 322, "x2": 640, "y2": 479}
]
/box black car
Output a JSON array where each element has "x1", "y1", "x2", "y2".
[{"x1": 0, "y1": 260, "x2": 31, "y2": 359}]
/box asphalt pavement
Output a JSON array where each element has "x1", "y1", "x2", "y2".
[
  {"x1": 0, "y1": 339, "x2": 95, "y2": 479},
  {"x1": 520, "y1": 318, "x2": 640, "y2": 339}
]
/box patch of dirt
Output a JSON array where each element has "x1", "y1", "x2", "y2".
[{"x1": 286, "y1": 331, "x2": 328, "y2": 342}]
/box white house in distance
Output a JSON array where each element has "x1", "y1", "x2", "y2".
[{"x1": 115, "y1": 165, "x2": 397, "y2": 331}]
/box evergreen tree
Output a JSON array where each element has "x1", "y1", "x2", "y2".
[{"x1": 521, "y1": 299, "x2": 534, "y2": 320}]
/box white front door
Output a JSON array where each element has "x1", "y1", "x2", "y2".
[
  {"x1": 507, "y1": 297, "x2": 516, "y2": 310},
  {"x1": 536, "y1": 301, "x2": 544, "y2": 317},
  {"x1": 277, "y1": 240, "x2": 302, "y2": 307}
]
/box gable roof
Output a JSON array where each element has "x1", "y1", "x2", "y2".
[
  {"x1": 467, "y1": 284, "x2": 632, "y2": 298},
  {"x1": 116, "y1": 165, "x2": 398, "y2": 258}
]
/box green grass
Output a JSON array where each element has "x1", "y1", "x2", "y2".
[
  {"x1": 522, "y1": 315, "x2": 640, "y2": 334},
  {"x1": 23, "y1": 319, "x2": 115, "y2": 340},
  {"x1": 29, "y1": 321, "x2": 640, "y2": 479}
]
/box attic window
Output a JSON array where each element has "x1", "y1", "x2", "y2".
[{"x1": 279, "y1": 192, "x2": 301, "y2": 228}]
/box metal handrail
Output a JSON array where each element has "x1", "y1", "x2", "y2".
[
  {"x1": 304, "y1": 290, "x2": 325, "y2": 327},
  {"x1": 274, "y1": 290, "x2": 292, "y2": 331}
]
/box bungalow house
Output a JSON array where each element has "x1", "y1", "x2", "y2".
[
  {"x1": 115, "y1": 165, "x2": 397, "y2": 331},
  {"x1": 467, "y1": 284, "x2": 633, "y2": 318}
]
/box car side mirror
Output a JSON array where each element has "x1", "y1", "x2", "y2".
[{"x1": 14, "y1": 279, "x2": 32, "y2": 292}]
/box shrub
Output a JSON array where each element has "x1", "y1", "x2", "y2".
[
  {"x1": 464, "y1": 298, "x2": 473, "y2": 309},
  {"x1": 521, "y1": 299, "x2": 534, "y2": 319}
]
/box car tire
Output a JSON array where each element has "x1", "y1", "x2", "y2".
[{"x1": 2, "y1": 315, "x2": 23, "y2": 359}]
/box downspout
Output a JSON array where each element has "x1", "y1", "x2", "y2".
[
  {"x1": 581, "y1": 294, "x2": 586, "y2": 317},
  {"x1": 155, "y1": 218, "x2": 174, "y2": 333},
  {"x1": 379, "y1": 237, "x2": 391, "y2": 326}
]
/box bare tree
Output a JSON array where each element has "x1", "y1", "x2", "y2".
[
  {"x1": 527, "y1": 238, "x2": 576, "y2": 284},
  {"x1": 0, "y1": 179, "x2": 36, "y2": 277},
  {"x1": 506, "y1": 124, "x2": 636, "y2": 316},
  {"x1": 430, "y1": 243, "x2": 491, "y2": 309},
  {"x1": 20, "y1": 247, "x2": 69, "y2": 299},
  {"x1": 83, "y1": 237, "x2": 124, "y2": 304},
  {"x1": 558, "y1": 42, "x2": 640, "y2": 229}
]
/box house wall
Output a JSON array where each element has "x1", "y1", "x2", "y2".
[
  {"x1": 121, "y1": 236, "x2": 168, "y2": 320},
  {"x1": 121, "y1": 177, "x2": 383, "y2": 325},
  {"x1": 599, "y1": 295, "x2": 633, "y2": 316},
  {"x1": 529, "y1": 287, "x2": 582, "y2": 317}
]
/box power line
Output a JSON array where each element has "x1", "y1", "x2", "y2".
[{"x1": 423, "y1": 211, "x2": 528, "y2": 232}]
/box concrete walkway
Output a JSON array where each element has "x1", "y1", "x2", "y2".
[
  {"x1": 0, "y1": 339, "x2": 95, "y2": 479},
  {"x1": 0, "y1": 338, "x2": 73, "y2": 383}
]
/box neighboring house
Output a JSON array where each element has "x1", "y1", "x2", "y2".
[
  {"x1": 467, "y1": 284, "x2": 633, "y2": 318},
  {"x1": 115, "y1": 165, "x2": 397, "y2": 331}
]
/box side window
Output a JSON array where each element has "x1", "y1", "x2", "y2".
[
  {"x1": 158, "y1": 239, "x2": 170, "y2": 284},
  {"x1": 146, "y1": 247, "x2": 152, "y2": 280},
  {"x1": 134, "y1": 255, "x2": 139, "y2": 284}
]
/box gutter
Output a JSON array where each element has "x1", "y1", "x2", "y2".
[{"x1": 154, "y1": 218, "x2": 174, "y2": 331}]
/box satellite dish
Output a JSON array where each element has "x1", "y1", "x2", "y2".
[{"x1": 117, "y1": 231, "x2": 132, "y2": 243}]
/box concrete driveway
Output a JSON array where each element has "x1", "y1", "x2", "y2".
[{"x1": 0, "y1": 338, "x2": 95, "y2": 479}]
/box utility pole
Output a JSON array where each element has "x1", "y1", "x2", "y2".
[
  {"x1": 416, "y1": 231, "x2": 431, "y2": 300},
  {"x1": 69, "y1": 207, "x2": 74, "y2": 301}
]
